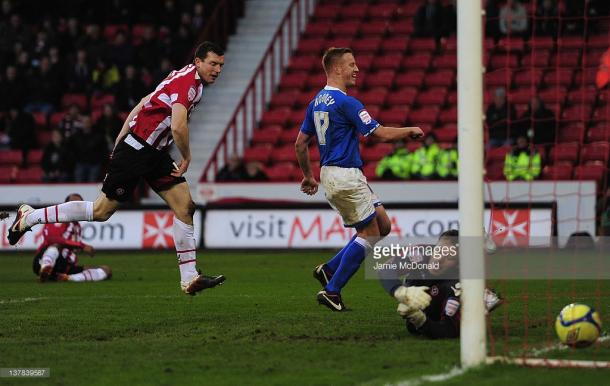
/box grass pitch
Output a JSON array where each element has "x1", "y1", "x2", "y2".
[{"x1": 1, "y1": 251, "x2": 609, "y2": 385}]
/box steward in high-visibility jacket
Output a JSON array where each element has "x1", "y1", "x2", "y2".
[
  {"x1": 436, "y1": 146, "x2": 458, "y2": 179},
  {"x1": 503, "y1": 136, "x2": 541, "y2": 181},
  {"x1": 411, "y1": 135, "x2": 440, "y2": 179},
  {"x1": 376, "y1": 146, "x2": 412, "y2": 179}
]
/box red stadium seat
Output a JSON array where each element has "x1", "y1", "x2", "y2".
[
  {"x1": 296, "y1": 39, "x2": 324, "y2": 55},
  {"x1": 342, "y1": 4, "x2": 368, "y2": 20},
  {"x1": 425, "y1": 70, "x2": 455, "y2": 87},
  {"x1": 303, "y1": 21, "x2": 331, "y2": 38},
  {"x1": 529, "y1": 36, "x2": 555, "y2": 50},
  {"x1": 91, "y1": 94, "x2": 115, "y2": 110},
  {"x1": 509, "y1": 88, "x2": 535, "y2": 104},
  {"x1": 0, "y1": 166, "x2": 16, "y2": 183},
  {"x1": 591, "y1": 104, "x2": 610, "y2": 121},
  {"x1": 580, "y1": 142, "x2": 610, "y2": 164},
  {"x1": 557, "y1": 37, "x2": 585, "y2": 50},
  {"x1": 379, "y1": 108, "x2": 409, "y2": 126},
  {"x1": 567, "y1": 87, "x2": 598, "y2": 105},
  {"x1": 313, "y1": 4, "x2": 340, "y2": 20},
  {"x1": 271, "y1": 145, "x2": 297, "y2": 163},
  {"x1": 557, "y1": 123, "x2": 585, "y2": 143},
  {"x1": 521, "y1": 51, "x2": 551, "y2": 67},
  {"x1": 260, "y1": 108, "x2": 292, "y2": 127},
  {"x1": 497, "y1": 38, "x2": 525, "y2": 52},
  {"x1": 361, "y1": 143, "x2": 393, "y2": 162},
  {"x1": 352, "y1": 37, "x2": 382, "y2": 54},
  {"x1": 486, "y1": 146, "x2": 511, "y2": 163},
  {"x1": 32, "y1": 112, "x2": 47, "y2": 129},
  {"x1": 288, "y1": 55, "x2": 317, "y2": 72},
  {"x1": 432, "y1": 54, "x2": 457, "y2": 69},
  {"x1": 409, "y1": 38, "x2": 436, "y2": 52},
  {"x1": 513, "y1": 68, "x2": 544, "y2": 87},
  {"x1": 103, "y1": 24, "x2": 128, "y2": 41},
  {"x1": 365, "y1": 70, "x2": 395, "y2": 88},
  {"x1": 416, "y1": 88, "x2": 447, "y2": 105},
  {"x1": 296, "y1": 91, "x2": 317, "y2": 107},
  {"x1": 551, "y1": 50, "x2": 581, "y2": 68},
  {"x1": 243, "y1": 145, "x2": 273, "y2": 164},
  {"x1": 279, "y1": 128, "x2": 298, "y2": 144},
  {"x1": 402, "y1": 53, "x2": 431, "y2": 69},
  {"x1": 573, "y1": 163, "x2": 606, "y2": 185},
  {"x1": 588, "y1": 35, "x2": 610, "y2": 49},
  {"x1": 251, "y1": 127, "x2": 282, "y2": 146},
  {"x1": 388, "y1": 20, "x2": 413, "y2": 36},
  {"x1": 489, "y1": 53, "x2": 519, "y2": 69},
  {"x1": 394, "y1": 70, "x2": 426, "y2": 88},
  {"x1": 438, "y1": 107, "x2": 458, "y2": 124},
  {"x1": 61, "y1": 93, "x2": 88, "y2": 110},
  {"x1": 381, "y1": 37, "x2": 408, "y2": 53},
  {"x1": 434, "y1": 127, "x2": 458, "y2": 143},
  {"x1": 359, "y1": 90, "x2": 388, "y2": 106},
  {"x1": 36, "y1": 130, "x2": 53, "y2": 148},
  {"x1": 561, "y1": 104, "x2": 592, "y2": 122},
  {"x1": 0, "y1": 150, "x2": 22, "y2": 165},
  {"x1": 386, "y1": 87, "x2": 418, "y2": 106},
  {"x1": 265, "y1": 162, "x2": 296, "y2": 182},
  {"x1": 486, "y1": 68, "x2": 513, "y2": 88},
  {"x1": 362, "y1": 163, "x2": 378, "y2": 180},
  {"x1": 306, "y1": 73, "x2": 327, "y2": 89},
  {"x1": 16, "y1": 167, "x2": 43, "y2": 183},
  {"x1": 543, "y1": 69, "x2": 575, "y2": 87},
  {"x1": 542, "y1": 164, "x2": 573, "y2": 180},
  {"x1": 587, "y1": 124, "x2": 610, "y2": 142},
  {"x1": 549, "y1": 143, "x2": 579, "y2": 164},
  {"x1": 269, "y1": 90, "x2": 299, "y2": 109},
  {"x1": 308, "y1": 146, "x2": 320, "y2": 162},
  {"x1": 368, "y1": 4, "x2": 397, "y2": 20},
  {"x1": 28, "y1": 149, "x2": 43, "y2": 165},
  {"x1": 485, "y1": 161, "x2": 506, "y2": 181},
  {"x1": 375, "y1": 54, "x2": 403, "y2": 71},
  {"x1": 331, "y1": 21, "x2": 361, "y2": 37},
  {"x1": 539, "y1": 87, "x2": 567, "y2": 104},
  {"x1": 409, "y1": 106, "x2": 439, "y2": 124},
  {"x1": 360, "y1": 21, "x2": 388, "y2": 37}
]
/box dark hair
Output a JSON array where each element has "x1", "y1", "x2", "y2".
[
  {"x1": 440, "y1": 229, "x2": 459, "y2": 238},
  {"x1": 65, "y1": 193, "x2": 83, "y2": 202},
  {"x1": 322, "y1": 47, "x2": 353, "y2": 74},
  {"x1": 194, "y1": 41, "x2": 224, "y2": 61}
]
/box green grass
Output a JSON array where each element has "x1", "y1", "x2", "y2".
[{"x1": 1, "y1": 251, "x2": 609, "y2": 386}]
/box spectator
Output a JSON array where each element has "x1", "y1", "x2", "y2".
[
  {"x1": 0, "y1": 65, "x2": 26, "y2": 111},
  {"x1": 67, "y1": 49, "x2": 90, "y2": 93},
  {"x1": 486, "y1": 87, "x2": 517, "y2": 148},
  {"x1": 411, "y1": 134, "x2": 440, "y2": 180},
  {"x1": 5, "y1": 106, "x2": 35, "y2": 167},
  {"x1": 91, "y1": 58, "x2": 120, "y2": 94},
  {"x1": 535, "y1": 0, "x2": 559, "y2": 37},
  {"x1": 192, "y1": 2, "x2": 206, "y2": 32},
  {"x1": 94, "y1": 103, "x2": 123, "y2": 150},
  {"x1": 442, "y1": 0, "x2": 457, "y2": 37},
  {"x1": 107, "y1": 30, "x2": 134, "y2": 70},
  {"x1": 171, "y1": 24, "x2": 193, "y2": 66},
  {"x1": 41, "y1": 130, "x2": 71, "y2": 182},
  {"x1": 136, "y1": 25, "x2": 160, "y2": 69},
  {"x1": 216, "y1": 154, "x2": 246, "y2": 181},
  {"x1": 503, "y1": 136, "x2": 541, "y2": 181},
  {"x1": 117, "y1": 65, "x2": 146, "y2": 110},
  {"x1": 25, "y1": 56, "x2": 60, "y2": 114},
  {"x1": 58, "y1": 104, "x2": 83, "y2": 139},
  {"x1": 58, "y1": 17, "x2": 81, "y2": 54},
  {"x1": 413, "y1": 0, "x2": 445, "y2": 39},
  {"x1": 243, "y1": 162, "x2": 268, "y2": 181},
  {"x1": 375, "y1": 141, "x2": 412, "y2": 180},
  {"x1": 485, "y1": 0, "x2": 502, "y2": 41},
  {"x1": 153, "y1": 57, "x2": 173, "y2": 86},
  {"x1": 519, "y1": 96, "x2": 556, "y2": 145},
  {"x1": 499, "y1": 0, "x2": 528, "y2": 37},
  {"x1": 77, "y1": 24, "x2": 105, "y2": 66},
  {"x1": 69, "y1": 115, "x2": 108, "y2": 182},
  {"x1": 436, "y1": 144, "x2": 458, "y2": 179}
]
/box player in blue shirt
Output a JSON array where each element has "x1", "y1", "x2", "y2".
[{"x1": 295, "y1": 47, "x2": 424, "y2": 311}]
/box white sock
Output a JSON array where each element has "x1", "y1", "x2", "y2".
[
  {"x1": 40, "y1": 246, "x2": 59, "y2": 269},
  {"x1": 174, "y1": 217, "x2": 198, "y2": 282},
  {"x1": 68, "y1": 268, "x2": 108, "y2": 282},
  {"x1": 26, "y1": 201, "x2": 94, "y2": 227}
]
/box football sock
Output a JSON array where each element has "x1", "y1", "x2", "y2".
[
  {"x1": 325, "y1": 237, "x2": 371, "y2": 293},
  {"x1": 39, "y1": 246, "x2": 59, "y2": 270},
  {"x1": 326, "y1": 234, "x2": 357, "y2": 273},
  {"x1": 68, "y1": 268, "x2": 108, "y2": 282},
  {"x1": 26, "y1": 201, "x2": 94, "y2": 227},
  {"x1": 174, "y1": 217, "x2": 198, "y2": 282}
]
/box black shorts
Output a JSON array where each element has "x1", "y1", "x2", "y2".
[
  {"x1": 102, "y1": 133, "x2": 186, "y2": 202},
  {"x1": 32, "y1": 249, "x2": 84, "y2": 280}
]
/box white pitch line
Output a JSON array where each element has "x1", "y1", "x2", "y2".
[
  {"x1": 0, "y1": 297, "x2": 47, "y2": 305},
  {"x1": 385, "y1": 366, "x2": 466, "y2": 386}
]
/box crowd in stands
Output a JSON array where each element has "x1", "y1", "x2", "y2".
[{"x1": 0, "y1": 0, "x2": 216, "y2": 182}]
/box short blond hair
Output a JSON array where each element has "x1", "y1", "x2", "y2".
[{"x1": 322, "y1": 47, "x2": 353, "y2": 74}]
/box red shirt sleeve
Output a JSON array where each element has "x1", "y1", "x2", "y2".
[{"x1": 43, "y1": 224, "x2": 85, "y2": 249}]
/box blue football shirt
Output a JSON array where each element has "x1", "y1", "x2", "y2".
[{"x1": 300, "y1": 86, "x2": 379, "y2": 168}]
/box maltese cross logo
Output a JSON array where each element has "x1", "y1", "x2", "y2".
[
  {"x1": 491, "y1": 210, "x2": 530, "y2": 246},
  {"x1": 143, "y1": 212, "x2": 175, "y2": 248}
]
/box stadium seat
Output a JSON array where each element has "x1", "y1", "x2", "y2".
[
  {"x1": 0, "y1": 150, "x2": 22, "y2": 165},
  {"x1": 485, "y1": 161, "x2": 506, "y2": 181},
  {"x1": 409, "y1": 38, "x2": 436, "y2": 52},
  {"x1": 16, "y1": 167, "x2": 43, "y2": 183},
  {"x1": 352, "y1": 37, "x2": 382, "y2": 54},
  {"x1": 573, "y1": 163, "x2": 606, "y2": 186},
  {"x1": 567, "y1": 87, "x2": 598, "y2": 105},
  {"x1": 362, "y1": 162, "x2": 378, "y2": 180},
  {"x1": 580, "y1": 142, "x2": 610, "y2": 164},
  {"x1": 588, "y1": 35, "x2": 610, "y2": 49},
  {"x1": 388, "y1": 20, "x2": 412, "y2": 36},
  {"x1": 308, "y1": 146, "x2": 320, "y2": 162},
  {"x1": 29, "y1": 149, "x2": 43, "y2": 165},
  {"x1": 438, "y1": 107, "x2": 458, "y2": 124},
  {"x1": 360, "y1": 21, "x2": 388, "y2": 37},
  {"x1": 91, "y1": 94, "x2": 115, "y2": 110},
  {"x1": 542, "y1": 164, "x2": 573, "y2": 180},
  {"x1": 359, "y1": 89, "x2": 388, "y2": 106},
  {"x1": 281, "y1": 72, "x2": 307, "y2": 91},
  {"x1": 375, "y1": 53, "x2": 403, "y2": 71},
  {"x1": 381, "y1": 37, "x2": 408, "y2": 53},
  {"x1": 402, "y1": 53, "x2": 431, "y2": 69},
  {"x1": 379, "y1": 108, "x2": 409, "y2": 126},
  {"x1": 265, "y1": 162, "x2": 295, "y2": 182},
  {"x1": 543, "y1": 69, "x2": 575, "y2": 87},
  {"x1": 0, "y1": 166, "x2": 15, "y2": 183},
  {"x1": 513, "y1": 68, "x2": 544, "y2": 88},
  {"x1": 557, "y1": 123, "x2": 585, "y2": 143},
  {"x1": 486, "y1": 68, "x2": 513, "y2": 88},
  {"x1": 521, "y1": 51, "x2": 551, "y2": 67},
  {"x1": 416, "y1": 88, "x2": 447, "y2": 106},
  {"x1": 368, "y1": 3, "x2": 397, "y2": 20},
  {"x1": 271, "y1": 145, "x2": 297, "y2": 163},
  {"x1": 36, "y1": 130, "x2": 53, "y2": 148},
  {"x1": 433, "y1": 54, "x2": 457, "y2": 69},
  {"x1": 296, "y1": 39, "x2": 324, "y2": 55},
  {"x1": 303, "y1": 21, "x2": 331, "y2": 38},
  {"x1": 306, "y1": 73, "x2": 327, "y2": 89},
  {"x1": 365, "y1": 70, "x2": 395, "y2": 88},
  {"x1": 539, "y1": 87, "x2": 567, "y2": 104},
  {"x1": 260, "y1": 108, "x2": 292, "y2": 127},
  {"x1": 529, "y1": 36, "x2": 555, "y2": 50},
  {"x1": 32, "y1": 112, "x2": 47, "y2": 129},
  {"x1": 61, "y1": 93, "x2": 88, "y2": 110},
  {"x1": 549, "y1": 143, "x2": 579, "y2": 164},
  {"x1": 331, "y1": 21, "x2": 361, "y2": 37},
  {"x1": 270, "y1": 90, "x2": 300, "y2": 109},
  {"x1": 425, "y1": 70, "x2": 455, "y2": 87},
  {"x1": 386, "y1": 87, "x2": 418, "y2": 106},
  {"x1": 587, "y1": 124, "x2": 610, "y2": 142},
  {"x1": 509, "y1": 88, "x2": 535, "y2": 104},
  {"x1": 561, "y1": 105, "x2": 592, "y2": 122},
  {"x1": 342, "y1": 4, "x2": 368, "y2": 20},
  {"x1": 251, "y1": 127, "x2": 283, "y2": 146},
  {"x1": 288, "y1": 55, "x2": 317, "y2": 72},
  {"x1": 361, "y1": 143, "x2": 393, "y2": 162},
  {"x1": 486, "y1": 146, "x2": 511, "y2": 163},
  {"x1": 103, "y1": 24, "x2": 128, "y2": 41},
  {"x1": 434, "y1": 127, "x2": 458, "y2": 143},
  {"x1": 409, "y1": 106, "x2": 439, "y2": 124},
  {"x1": 489, "y1": 53, "x2": 519, "y2": 69},
  {"x1": 591, "y1": 105, "x2": 610, "y2": 122},
  {"x1": 243, "y1": 145, "x2": 273, "y2": 164},
  {"x1": 296, "y1": 91, "x2": 317, "y2": 107},
  {"x1": 557, "y1": 37, "x2": 585, "y2": 50},
  {"x1": 497, "y1": 38, "x2": 525, "y2": 52},
  {"x1": 551, "y1": 50, "x2": 581, "y2": 68}
]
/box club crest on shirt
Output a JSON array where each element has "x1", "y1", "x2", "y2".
[
  {"x1": 188, "y1": 86, "x2": 196, "y2": 102},
  {"x1": 358, "y1": 109, "x2": 372, "y2": 124}
]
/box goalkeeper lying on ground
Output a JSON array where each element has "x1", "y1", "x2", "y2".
[{"x1": 378, "y1": 229, "x2": 502, "y2": 339}]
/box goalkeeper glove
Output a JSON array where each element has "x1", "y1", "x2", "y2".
[
  {"x1": 393, "y1": 285, "x2": 431, "y2": 310},
  {"x1": 397, "y1": 303, "x2": 427, "y2": 329}
]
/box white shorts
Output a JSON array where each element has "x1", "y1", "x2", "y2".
[{"x1": 320, "y1": 166, "x2": 381, "y2": 228}]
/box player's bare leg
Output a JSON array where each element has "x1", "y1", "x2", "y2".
[
  {"x1": 157, "y1": 182, "x2": 225, "y2": 295},
  {"x1": 7, "y1": 193, "x2": 120, "y2": 245}
]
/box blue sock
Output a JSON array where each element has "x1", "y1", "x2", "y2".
[
  {"x1": 326, "y1": 237, "x2": 370, "y2": 293},
  {"x1": 326, "y1": 234, "x2": 357, "y2": 272}
]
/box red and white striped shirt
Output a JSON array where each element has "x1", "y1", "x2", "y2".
[
  {"x1": 129, "y1": 64, "x2": 203, "y2": 151},
  {"x1": 37, "y1": 222, "x2": 84, "y2": 265}
]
